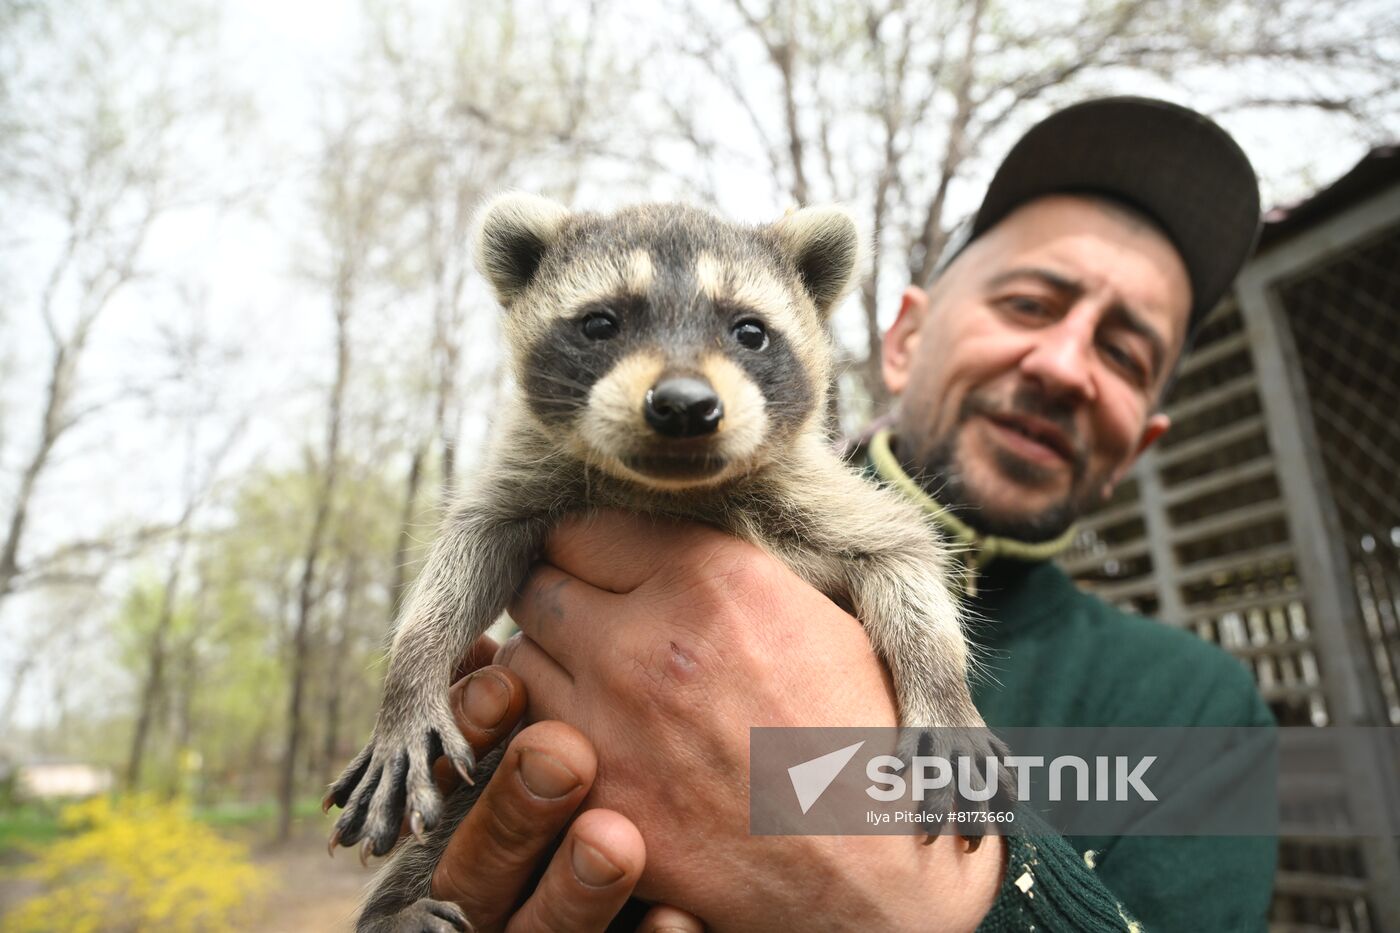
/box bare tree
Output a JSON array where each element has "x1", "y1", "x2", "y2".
[
  {"x1": 318, "y1": 552, "x2": 362, "y2": 784},
  {"x1": 124, "y1": 314, "x2": 246, "y2": 791},
  {"x1": 0, "y1": 0, "x2": 240, "y2": 605},
  {"x1": 364, "y1": 0, "x2": 651, "y2": 618},
  {"x1": 277, "y1": 115, "x2": 389, "y2": 842},
  {"x1": 666, "y1": 0, "x2": 1400, "y2": 416}
]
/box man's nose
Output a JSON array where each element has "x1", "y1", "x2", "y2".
[{"x1": 1018, "y1": 316, "x2": 1096, "y2": 402}]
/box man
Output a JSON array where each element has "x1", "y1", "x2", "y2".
[{"x1": 402, "y1": 98, "x2": 1275, "y2": 931}]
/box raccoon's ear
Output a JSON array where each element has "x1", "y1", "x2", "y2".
[
  {"x1": 769, "y1": 206, "x2": 863, "y2": 318},
  {"x1": 474, "y1": 192, "x2": 571, "y2": 306}
]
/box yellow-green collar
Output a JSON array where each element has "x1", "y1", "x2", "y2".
[{"x1": 868, "y1": 428, "x2": 1078, "y2": 578}]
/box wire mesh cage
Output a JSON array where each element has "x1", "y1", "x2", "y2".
[
  {"x1": 1060, "y1": 157, "x2": 1400, "y2": 932},
  {"x1": 1274, "y1": 228, "x2": 1400, "y2": 730}
]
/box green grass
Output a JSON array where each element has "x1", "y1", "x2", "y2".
[
  {"x1": 0, "y1": 796, "x2": 327, "y2": 856},
  {"x1": 0, "y1": 805, "x2": 62, "y2": 854},
  {"x1": 195, "y1": 797, "x2": 324, "y2": 831}
]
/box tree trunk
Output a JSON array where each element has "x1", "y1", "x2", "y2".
[
  {"x1": 0, "y1": 657, "x2": 35, "y2": 732},
  {"x1": 125, "y1": 552, "x2": 185, "y2": 791},
  {"x1": 2, "y1": 198, "x2": 151, "y2": 605},
  {"x1": 278, "y1": 290, "x2": 352, "y2": 843},
  {"x1": 0, "y1": 346, "x2": 69, "y2": 602},
  {"x1": 909, "y1": 0, "x2": 986, "y2": 290},
  {"x1": 124, "y1": 612, "x2": 169, "y2": 791},
  {"x1": 321, "y1": 556, "x2": 359, "y2": 781},
  {"x1": 164, "y1": 633, "x2": 198, "y2": 800}
]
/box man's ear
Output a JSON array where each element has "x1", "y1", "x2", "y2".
[
  {"x1": 474, "y1": 192, "x2": 571, "y2": 307},
  {"x1": 881, "y1": 286, "x2": 930, "y2": 396},
  {"x1": 1102, "y1": 412, "x2": 1170, "y2": 499},
  {"x1": 768, "y1": 205, "x2": 864, "y2": 318}
]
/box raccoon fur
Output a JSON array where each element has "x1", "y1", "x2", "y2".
[{"x1": 327, "y1": 194, "x2": 1009, "y2": 930}]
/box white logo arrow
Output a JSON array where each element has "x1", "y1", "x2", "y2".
[{"x1": 788, "y1": 741, "x2": 865, "y2": 814}]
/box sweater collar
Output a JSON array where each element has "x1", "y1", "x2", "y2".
[
  {"x1": 964, "y1": 557, "x2": 1081, "y2": 641},
  {"x1": 867, "y1": 428, "x2": 1078, "y2": 594}
]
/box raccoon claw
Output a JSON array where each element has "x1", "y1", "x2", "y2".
[
  {"x1": 922, "y1": 833, "x2": 983, "y2": 851},
  {"x1": 915, "y1": 831, "x2": 988, "y2": 849},
  {"x1": 391, "y1": 897, "x2": 472, "y2": 933},
  {"x1": 324, "y1": 739, "x2": 374, "y2": 814},
  {"x1": 898, "y1": 725, "x2": 1016, "y2": 850},
  {"x1": 326, "y1": 711, "x2": 475, "y2": 857},
  {"x1": 452, "y1": 756, "x2": 475, "y2": 787}
]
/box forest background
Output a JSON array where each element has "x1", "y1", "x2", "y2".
[{"x1": 1, "y1": 0, "x2": 1397, "y2": 908}]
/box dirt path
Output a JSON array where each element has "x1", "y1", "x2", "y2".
[
  {"x1": 1, "y1": 827, "x2": 383, "y2": 931},
  {"x1": 250, "y1": 835, "x2": 383, "y2": 932}
]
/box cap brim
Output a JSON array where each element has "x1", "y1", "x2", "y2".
[{"x1": 972, "y1": 97, "x2": 1261, "y2": 327}]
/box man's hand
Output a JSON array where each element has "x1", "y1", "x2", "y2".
[
  {"x1": 499, "y1": 510, "x2": 1005, "y2": 932},
  {"x1": 421, "y1": 641, "x2": 703, "y2": 933}
]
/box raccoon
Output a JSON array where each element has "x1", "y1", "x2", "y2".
[{"x1": 327, "y1": 195, "x2": 1009, "y2": 930}]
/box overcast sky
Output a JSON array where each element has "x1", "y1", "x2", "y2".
[{"x1": 2, "y1": 0, "x2": 1394, "y2": 733}]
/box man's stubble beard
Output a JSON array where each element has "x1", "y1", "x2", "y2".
[{"x1": 895, "y1": 386, "x2": 1110, "y2": 543}]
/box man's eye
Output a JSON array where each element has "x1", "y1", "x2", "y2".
[
  {"x1": 1002, "y1": 296, "x2": 1050, "y2": 317},
  {"x1": 1102, "y1": 342, "x2": 1147, "y2": 383}
]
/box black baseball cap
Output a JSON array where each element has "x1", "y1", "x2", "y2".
[{"x1": 936, "y1": 97, "x2": 1261, "y2": 332}]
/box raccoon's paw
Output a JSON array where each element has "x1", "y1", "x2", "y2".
[
  {"x1": 324, "y1": 705, "x2": 476, "y2": 861},
  {"x1": 374, "y1": 897, "x2": 471, "y2": 933},
  {"x1": 896, "y1": 726, "x2": 1016, "y2": 852}
]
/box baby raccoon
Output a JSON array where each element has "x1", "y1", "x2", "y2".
[{"x1": 328, "y1": 194, "x2": 1008, "y2": 930}]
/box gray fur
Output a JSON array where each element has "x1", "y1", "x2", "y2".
[
  {"x1": 357, "y1": 750, "x2": 501, "y2": 932},
  {"x1": 334, "y1": 197, "x2": 1009, "y2": 929}
]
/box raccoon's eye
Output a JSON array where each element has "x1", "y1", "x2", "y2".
[
  {"x1": 731, "y1": 320, "x2": 768, "y2": 351},
  {"x1": 581, "y1": 311, "x2": 619, "y2": 340}
]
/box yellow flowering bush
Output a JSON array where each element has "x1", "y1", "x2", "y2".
[{"x1": 3, "y1": 795, "x2": 267, "y2": 932}]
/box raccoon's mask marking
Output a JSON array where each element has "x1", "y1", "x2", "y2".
[{"x1": 474, "y1": 193, "x2": 861, "y2": 489}]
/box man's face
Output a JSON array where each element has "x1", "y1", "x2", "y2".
[{"x1": 882, "y1": 195, "x2": 1191, "y2": 541}]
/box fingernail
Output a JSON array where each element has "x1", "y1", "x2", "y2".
[
  {"x1": 571, "y1": 838, "x2": 625, "y2": 887},
  {"x1": 517, "y1": 748, "x2": 581, "y2": 799},
  {"x1": 461, "y1": 670, "x2": 510, "y2": 730}
]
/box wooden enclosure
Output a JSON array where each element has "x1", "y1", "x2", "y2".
[{"x1": 1062, "y1": 148, "x2": 1400, "y2": 932}]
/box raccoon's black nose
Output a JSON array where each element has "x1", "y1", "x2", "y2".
[{"x1": 645, "y1": 377, "x2": 723, "y2": 438}]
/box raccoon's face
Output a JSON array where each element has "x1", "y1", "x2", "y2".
[{"x1": 474, "y1": 194, "x2": 861, "y2": 490}]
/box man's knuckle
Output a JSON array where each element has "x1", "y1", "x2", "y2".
[
  {"x1": 431, "y1": 855, "x2": 499, "y2": 926},
  {"x1": 528, "y1": 882, "x2": 592, "y2": 933},
  {"x1": 430, "y1": 853, "x2": 468, "y2": 900},
  {"x1": 676, "y1": 552, "x2": 768, "y2": 621},
  {"x1": 479, "y1": 791, "x2": 544, "y2": 853}
]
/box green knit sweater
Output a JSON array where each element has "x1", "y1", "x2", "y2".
[
  {"x1": 967, "y1": 558, "x2": 1276, "y2": 933},
  {"x1": 862, "y1": 433, "x2": 1276, "y2": 932},
  {"x1": 980, "y1": 816, "x2": 1144, "y2": 932}
]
